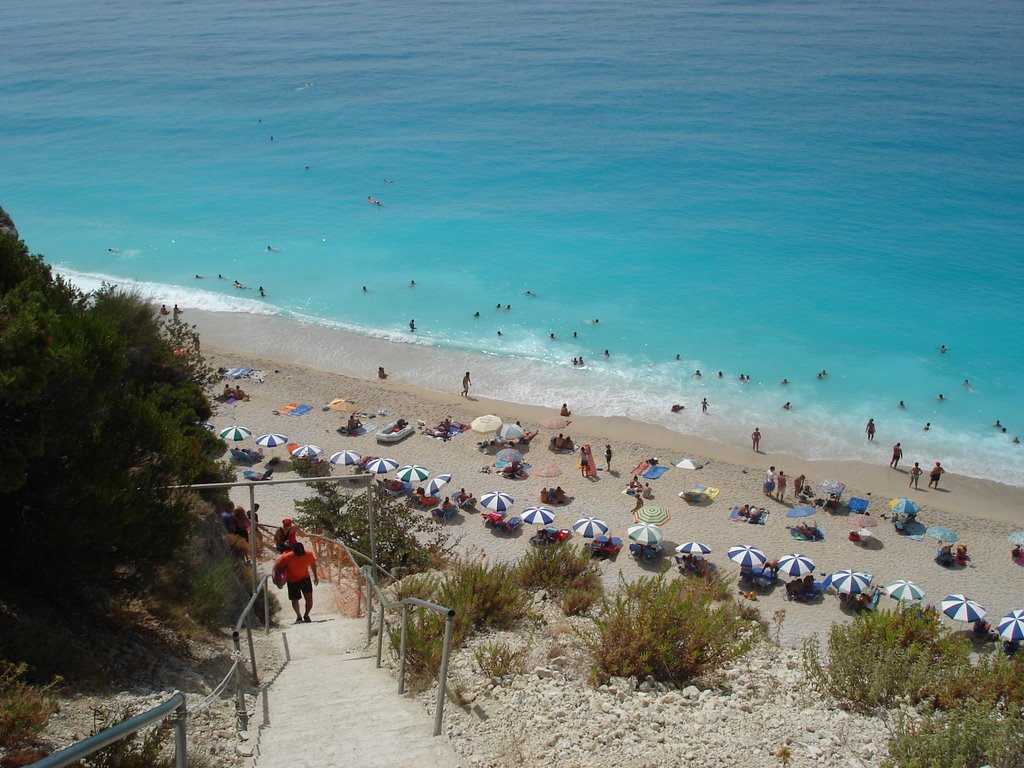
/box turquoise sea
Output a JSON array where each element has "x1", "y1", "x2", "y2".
[{"x1": 3, "y1": 0, "x2": 1023, "y2": 484}]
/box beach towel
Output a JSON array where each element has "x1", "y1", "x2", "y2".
[
  {"x1": 731, "y1": 508, "x2": 768, "y2": 525},
  {"x1": 642, "y1": 465, "x2": 669, "y2": 480},
  {"x1": 899, "y1": 519, "x2": 926, "y2": 541},
  {"x1": 630, "y1": 460, "x2": 651, "y2": 475},
  {"x1": 285, "y1": 403, "x2": 314, "y2": 416},
  {"x1": 224, "y1": 367, "x2": 252, "y2": 379},
  {"x1": 789, "y1": 527, "x2": 825, "y2": 542}
]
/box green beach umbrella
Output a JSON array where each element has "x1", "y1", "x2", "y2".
[{"x1": 219, "y1": 425, "x2": 253, "y2": 442}]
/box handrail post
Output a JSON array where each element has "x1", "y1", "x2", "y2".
[
  {"x1": 232, "y1": 631, "x2": 249, "y2": 733},
  {"x1": 398, "y1": 603, "x2": 409, "y2": 694},
  {"x1": 434, "y1": 610, "x2": 455, "y2": 737},
  {"x1": 364, "y1": 566, "x2": 373, "y2": 642},
  {"x1": 376, "y1": 606, "x2": 385, "y2": 668},
  {"x1": 245, "y1": 614, "x2": 259, "y2": 684},
  {"x1": 248, "y1": 484, "x2": 258, "y2": 592},
  {"x1": 173, "y1": 693, "x2": 187, "y2": 768},
  {"x1": 263, "y1": 583, "x2": 270, "y2": 635}
]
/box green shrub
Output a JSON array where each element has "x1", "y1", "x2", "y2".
[
  {"x1": 474, "y1": 640, "x2": 528, "y2": 679},
  {"x1": 0, "y1": 662, "x2": 59, "y2": 748},
  {"x1": 517, "y1": 546, "x2": 603, "y2": 615},
  {"x1": 291, "y1": 457, "x2": 332, "y2": 478},
  {"x1": 925, "y1": 651, "x2": 1024, "y2": 711},
  {"x1": 884, "y1": 699, "x2": 1024, "y2": 768},
  {"x1": 802, "y1": 607, "x2": 971, "y2": 712},
  {"x1": 586, "y1": 571, "x2": 757, "y2": 687}
]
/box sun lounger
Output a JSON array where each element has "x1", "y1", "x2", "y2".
[
  {"x1": 492, "y1": 516, "x2": 522, "y2": 534},
  {"x1": 739, "y1": 567, "x2": 776, "y2": 590},
  {"x1": 230, "y1": 447, "x2": 263, "y2": 464},
  {"x1": 587, "y1": 536, "x2": 623, "y2": 559},
  {"x1": 628, "y1": 542, "x2": 664, "y2": 561},
  {"x1": 242, "y1": 468, "x2": 274, "y2": 481},
  {"x1": 530, "y1": 526, "x2": 572, "y2": 546},
  {"x1": 431, "y1": 506, "x2": 458, "y2": 521}
]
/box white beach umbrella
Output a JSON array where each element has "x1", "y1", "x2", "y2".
[
  {"x1": 329, "y1": 449, "x2": 362, "y2": 466},
  {"x1": 470, "y1": 414, "x2": 503, "y2": 434},
  {"x1": 498, "y1": 423, "x2": 525, "y2": 441},
  {"x1": 290, "y1": 444, "x2": 323, "y2": 459},
  {"x1": 627, "y1": 523, "x2": 663, "y2": 546},
  {"x1": 675, "y1": 542, "x2": 712, "y2": 556},
  {"x1": 255, "y1": 433, "x2": 289, "y2": 448},
  {"x1": 828, "y1": 570, "x2": 872, "y2": 595},
  {"x1": 480, "y1": 491, "x2": 515, "y2": 513},
  {"x1": 940, "y1": 594, "x2": 986, "y2": 623},
  {"x1": 996, "y1": 610, "x2": 1024, "y2": 642},
  {"x1": 364, "y1": 457, "x2": 399, "y2": 474},
  {"x1": 219, "y1": 425, "x2": 253, "y2": 442},
  {"x1": 425, "y1": 473, "x2": 452, "y2": 495},
  {"x1": 521, "y1": 506, "x2": 555, "y2": 526},
  {"x1": 573, "y1": 518, "x2": 609, "y2": 538},
  {"x1": 776, "y1": 554, "x2": 816, "y2": 578},
  {"x1": 727, "y1": 545, "x2": 767, "y2": 569},
  {"x1": 885, "y1": 580, "x2": 925, "y2": 602},
  {"x1": 395, "y1": 465, "x2": 429, "y2": 483}
]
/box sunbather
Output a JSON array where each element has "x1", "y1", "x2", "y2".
[
  {"x1": 440, "y1": 496, "x2": 455, "y2": 514},
  {"x1": 795, "y1": 522, "x2": 820, "y2": 539},
  {"x1": 456, "y1": 488, "x2": 476, "y2": 506},
  {"x1": 641, "y1": 483, "x2": 653, "y2": 499},
  {"x1": 539, "y1": 488, "x2": 551, "y2": 503},
  {"x1": 955, "y1": 543, "x2": 970, "y2": 565},
  {"x1": 554, "y1": 486, "x2": 568, "y2": 504},
  {"x1": 937, "y1": 544, "x2": 954, "y2": 567},
  {"x1": 347, "y1": 414, "x2": 363, "y2": 433},
  {"x1": 232, "y1": 386, "x2": 250, "y2": 401},
  {"x1": 854, "y1": 586, "x2": 880, "y2": 611}
]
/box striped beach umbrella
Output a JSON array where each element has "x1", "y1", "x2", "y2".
[
  {"x1": 480, "y1": 491, "x2": 515, "y2": 513},
  {"x1": 826, "y1": 569, "x2": 871, "y2": 595},
  {"x1": 727, "y1": 545, "x2": 767, "y2": 569},
  {"x1": 395, "y1": 465, "x2": 429, "y2": 483},
  {"x1": 329, "y1": 449, "x2": 362, "y2": 466},
  {"x1": 818, "y1": 479, "x2": 845, "y2": 496},
  {"x1": 219, "y1": 425, "x2": 253, "y2": 442},
  {"x1": 498, "y1": 423, "x2": 525, "y2": 441},
  {"x1": 521, "y1": 506, "x2": 555, "y2": 526},
  {"x1": 255, "y1": 433, "x2": 289, "y2": 448},
  {"x1": 675, "y1": 542, "x2": 712, "y2": 556},
  {"x1": 535, "y1": 465, "x2": 562, "y2": 478},
  {"x1": 627, "y1": 523, "x2": 663, "y2": 546},
  {"x1": 996, "y1": 610, "x2": 1024, "y2": 642},
  {"x1": 776, "y1": 554, "x2": 816, "y2": 578},
  {"x1": 632, "y1": 505, "x2": 671, "y2": 526},
  {"x1": 364, "y1": 457, "x2": 399, "y2": 474},
  {"x1": 941, "y1": 594, "x2": 986, "y2": 623},
  {"x1": 849, "y1": 514, "x2": 877, "y2": 529},
  {"x1": 885, "y1": 579, "x2": 925, "y2": 602},
  {"x1": 573, "y1": 517, "x2": 609, "y2": 538},
  {"x1": 290, "y1": 444, "x2": 323, "y2": 459},
  {"x1": 425, "y1": 473, "x2": 452, "y2": 495}
]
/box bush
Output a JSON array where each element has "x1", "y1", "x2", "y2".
[
  {"x1": 586, "y1": 571, "x2": 757, "y2": 687},
  {"x1": 517, "y1": 546, "x2": 603, "y2": 615},
  {"x1": 291, "y1": 457, "x2": 332, "y2": 478},
  {"x1": 802, "y1": 607, "x2": 970, "y2": 712},
  {"x1": 474, "y1": 640, "x2": 528, "y2": 679},
  {"x1": 925, "y1": 651, "x2": 1024, "y2": 711},
  {"x1": 0, "y1": 662, "x2": 58, "y2": 748},
  {"x1": 884, "y1": 699, "x2": 1024, "y2": 768}
]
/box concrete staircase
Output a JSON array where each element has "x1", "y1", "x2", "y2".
[{"x1": 248, "y1": 606, "x2": 462, "y2": 768}]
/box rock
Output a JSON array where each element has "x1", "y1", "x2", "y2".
[
  {"x1": 533, "y1": 666, "x2": 554, "y2": 679},
  {"x1": 235, "y1": 743, "x2": 254, "y2": 757}
]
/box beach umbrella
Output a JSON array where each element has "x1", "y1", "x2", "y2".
[
  {"x1": 540, "y1": 416, "x2": 570, "y2": 430},
  {"x1": 849, "y1": 514, "x2": 877, "y2": 529},
  {"x1": 364, "y1": 457, "x2": 399, "y2": 474},
  {"x1": 632, "y1": 505, "x2": 671, "y2": 526},
  {"x1": 888, "y1": 498, "x2": 920, "y2": 515},
  {"x1": 535, "y1": 465, "x2": 562, "y2": 478},
  {"x1": 521, "y1": 506, "x2": 555, "y2": 525},
  {"x1": 627, "y1": 523, "x2": 663, "y2": 546},
  {"x1": 327, "y1": 398, "x2": 359, "y2": 412},
  {"x1": 675, "y1": 542, "x2": 712, "y2": 556},
  {"x1": 785, "y1": 506, "x2": 818, "y2": 518},
  {"x1": 219, "y1": 425, "x2": 253, "y2": 442},
  {"x1": 675, "y1": 458, "x2": 703, "y2": 470},
  {"x1": 290, "y1": 444, "x2": 323, "y2": 459},
  {"x1": 927, "y1": 525, "x2": 959, "y2": 543},
  {"x1": 496, "y1": 448, "x2": 523, "y2": 463},
  {"x1": 498, "y1": 423, "x2": 525, "y2": 441},
  {"x1": 818, "y1": 479, "x2": 845, "y2": 496},
  {"x1": 1008, "y1": 531, "x2": 1024, "y2": 546},
  {"x1": 941, "y1": 594, "x2": 986, "y2": 623},
  {"x1": 727, "y1": 545, "x2": 767, "y2": 569},
  {"x1": 885, "y1": 580, "x2": 925, "y2": 602},
  {"x1": 470, "y1": 414, "x2": 503, "y2": 434},
  {"x1": 776, "y1": 554, "x2": 816, "y2": 578},
  {"x1": 480, "y1": 491, "x2": 515, "y2": 513},
  {"x1": 425, "y1": 473, "x2": 452, "y2": 495},
  {"x1": 829, "y1": 570, "x2": 872, "y2": 595},
  {"x1": 573, "y1": 517, "x2": 609, "y2": 538},
  {"x1": 255, "y1": 433, "x2": 289, "y2": 448},
  {"x1": 996, "y1": 610, "x2": 1024, "y2": 642},
  {"x1": 395, "y1": 465, "x2": 429, "y2": 483},
  {"x1": 329, "y1": 449, "x2": 362, "y2": 466}
]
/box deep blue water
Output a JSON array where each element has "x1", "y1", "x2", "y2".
[{"x1": 3, "y1": 0, "x2": 1023, "y2": 483}]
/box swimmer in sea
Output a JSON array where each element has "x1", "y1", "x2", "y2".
[
  {"x1": 410, "y1": 280, "x2": 416, "y2": 286},
  {"x1": 473, "y1": 311, "x2": 480, "y2": 317},
  {"x1": 550, "y1": 333, "x2": 556, "y2": 340},
  {"x1": 218, "y1": 274, "x2": 226, "y2": 279},
  {"x1": 409, "y1": 319, "x2": 416, "y2": 332},
  {"x1": 267, "y1": 245, "x2": 279, "y2": 252},
  {"x1": 939, "y1": 345, "x2": 948, "y2": 353},
  {"x1": 675, "y1": 354, "x2": 680, "y2": 361},
  {"x1": 259, "y1": 287, "x2": 265, "y2": 298},
  {"x1": 937, "y1": 393, "x2": 945, "y2": 401},
  {"x1": 782, "y1": 402, "x2": 791, "y2": 410},
  {"x1": 962, "y1": 379, "x2": 971, "y2": 388},
  {"x1": 107, "y1": 248, "x2": 123, "y2": 254},
  {"x1": 694, "y1": 370, "x2": 702, "y2": 378},
  {"x1": 994, "y1": 420, "x2": 1003, "y2": 429},
  {"x1": 367, "y1": 196, "x2": 383, "y2": 207},
  {"x1": 384, "y1": 179, "x2": 395, "y2": 183},
  {"x1": 194, "y1": 274, "x2": 204, "y2": 279},
  {"x1": 924, "y1": 422, "x2": 931, "y2": 431},
  {"x1": 780, "y1": 378, "x2": 789, "y2": 385},
  {"x1": 898, "y1": 400, "x2": 906, "y2": 409},
  {"x1": 525, "y1": 290, "x2": 534, "y2": 296},
  {"x1": 362, "y1": 286, "x2": 368, "y2": 292},
  {"x1": 717, "y1": 371, "x2": 723, "y2": 378},
  {"x1": 603, "y1": 350, "x2": 609, "y2": 357}
]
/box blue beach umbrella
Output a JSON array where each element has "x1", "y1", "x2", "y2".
[
  {"x1": 996, "y1": 610, "x2": 1024, "y2": 642},
  {"x1": 426, "y1": 473, "x2": 452, "y2": 495},
  {"x1": 480, "y1": 491, "x2": 515, "y2": 513},
  {"x1": 255, "y1": 433, "x2": 289, "y2": 448},
  {"x1": 521, "y1": 506, "x2": 555, "y2": 525},
  {"x1": 727, "y1": 545, "x2": 767, "y2": 569},
  {"x1": 329, "y1": 449, "x2": 362, "y2": 466},
  {"x1": 776, "y1": 554, "x2": 816, "y2": 578},
  {"x1": 940, "y1": 594, "x2": 986, "y2": 623},
  {"x1": 927, "y1": 526, "x2": 959, "y2": 543},
  {"x1": 573, "y1": 517, "x2": 609, "y2": 538},
  {"x1": 828, "y1": 569, "x2": 871, "y2": 595},
  {"x1": 888, "y1": 498, "x2": 920, "y2": 515},
  {"x1": 675, "y1": 541, "x2": 712, "y2": 556},
  {"x1": 364, "y1": 457, "x2": 399, "y2": 474},
  {"x1": 290, "y1": 444, "x2": 323, "y2": 459},
  {"x1": 786, "y1": 506, "x2": 818, "y2": 518}
]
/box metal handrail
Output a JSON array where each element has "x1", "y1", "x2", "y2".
[
  {"x1": 29, "y1": 692, "x2": 187, "y2": 768},
  {"x1": 231, "y1": 574, "x2": 272, "y2": 733},
  {"x1": 360, "y1": 565, "x2": 455, "y2": 736}
]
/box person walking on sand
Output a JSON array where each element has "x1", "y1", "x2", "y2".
[
  {"x1": 751, "y1": 427, "x2": 761, "y2": 452},
  {"x1": 890, "y1": 442, "x2": 902, "y2": 469},
  {"x1": 605, "y1": 444, "x2": 612, "y2": 472},
  {"x1": 909, "y1": 462, "x2": 923, "y2": 489},
  {"x1": 274, "y1": 542, "x2": 319, "y2": 623},
  {"x1": 461, "y1": 371, "x2": 471, "y2": 397},
  {"x1": 775, "y1": 470, "x2": 787, "y2": 502},
  {"x1": 865, "y1": 418, "x2": 875, "y2": 440},
  {"x1": 928, "y1": 461, "x2": 944, "y2": 489},
  {"x1": 701, "y1": 398, "x2": 709, "y2": 414}
]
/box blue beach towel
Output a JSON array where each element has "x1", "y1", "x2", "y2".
[
  {"x1": 789, "y1": 527, "x2": 826, "y2": 542},
  {"x1": 286, "y1": 404, "x2": 314, "y2": 416},
  {"x1": 224, "y1": 367, "x2": 252, "y2": 378},
  {"x1": 730, "y1": 508, "x2": 768, "y2": 525},
  {"x1": 642, "y1": 465, "x2": 669, "y2": 480}
]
